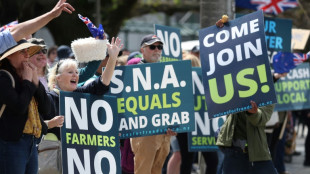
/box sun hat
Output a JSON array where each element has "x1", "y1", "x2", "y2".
[{"x1": 0, "y1": 39, "x2": 42, "y2": 61}]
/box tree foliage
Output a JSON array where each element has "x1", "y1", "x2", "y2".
[{"x1": 1, "y1": 0, "x2": 310, "y2": 45}]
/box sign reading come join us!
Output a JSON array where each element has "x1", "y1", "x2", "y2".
[
  {"x1": 155, "y1": 24, "x2": 182, "y2": 62},
  {"x1": 199, "y1": 10, "x2": 277, "y2": 118},
  {"x1": 188, "y1": 68, "x2": 226, "y2": 152},
  {"x1": 105, "y1": 60, "x2": 195, "y2": 139},
  {"x1": 60, "y1": 92, "x2": 121, "y2": 174}
]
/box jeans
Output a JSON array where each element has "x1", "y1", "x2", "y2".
[
  {"x1": 221, "y1": 147, "x2": 278, "y2": 174},
  {"x1": 275, "y1": 129, "x2": 287, "y2": 173},
  {"x1": 0, "y1": 134, "x2": 40, "y2": 174}
]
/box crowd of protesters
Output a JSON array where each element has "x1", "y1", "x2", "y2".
[{"x1": 0, "y1": 1, "x2": 310, "y2": 174}]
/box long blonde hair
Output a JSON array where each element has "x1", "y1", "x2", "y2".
[
  {"x1": 183, "y1": 54, "x2": 201, "y2": 67},
  {"x1": 48, "y1": 59, "x2": 78, "y2": 90}
]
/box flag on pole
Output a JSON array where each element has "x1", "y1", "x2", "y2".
[
  {"x1": 0, "y1": 20, "x2": 18, "y2": 32},
  {"x1": 78, "y1": 14, "x2": 104, "y2": 39},
  {"x1": 236, "y1": 0, "x2": 299, "y2": 15},
  {"x1": 273, "y1": 51, "x2": 309, "y2": 73}
]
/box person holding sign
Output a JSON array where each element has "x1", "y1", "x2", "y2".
[
  {"x1": 216, "y1": 101, "x2": 277, "y2": 174},
  {"x1": 44, "y1": 37, "x2": 122, "y2": 140},
  {"x1": 129, "y1": 34, "x2": 177, "y2": 174}
]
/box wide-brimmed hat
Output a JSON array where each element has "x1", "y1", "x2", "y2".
[{"x1": 0, "y1": 39, "x2": 42, "y2": 61}]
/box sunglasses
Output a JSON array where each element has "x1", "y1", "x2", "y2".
[
  {"x1": 19, "y1": 48, "x2": 29, "y2": 56},
  {"x1": 147, "y1": 45, "x2": 163, "y2": 50},
  {"x1": 35, "y1": 49, "x2": 47, "y2": 55}
]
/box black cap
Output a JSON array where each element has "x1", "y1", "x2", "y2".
[
  {"x1": 140, "y1": 34, "x2": 163, "y2": 47},
  {"x1": 57, "y1": 45, "x2": 73, "y2": 60}
]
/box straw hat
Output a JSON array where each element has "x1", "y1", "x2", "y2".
[{"x1": 0, "y1": 39, "x2": 42, "y2": 61}]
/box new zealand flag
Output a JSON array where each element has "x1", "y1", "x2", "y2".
[
  {"x1": 273, "y1": 51, "x2": 309, "y2": 73},
  {"x1": 236, "y1": 0, "x2": 299, "y2": 15}
]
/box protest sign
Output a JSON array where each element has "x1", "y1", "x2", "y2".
[
  {"x1": 60, "y1": 92, "x2": 120, "y2": 174},
  {"x1": 106, "y1": 60, "x2": 195, "y2": 138},
  {"x1": 200, "y1": 10, "x2": 276, "y2": 118},
  {"x1": 155, "y1": 24, "x2": 182, "y2": 62},
  {"x1": 188, "y1": 67, "x2": 226, "y2": 152},
  {"x1": 265, "y1": 17, "x2": 292, "y2": 62},
  {"x1": 274, "y1": 63, "x2": 310, "y2": 111},
  {"x1": 236, "y1": 14, "x2": 292, "y2": 62}
]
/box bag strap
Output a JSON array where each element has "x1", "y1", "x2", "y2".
[{"x1": 0, "y1": 70, "x2": 15, "y2": 118}]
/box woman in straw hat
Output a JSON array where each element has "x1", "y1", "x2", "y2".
[{"x1": 0, "y1": 39, "x2": 52, "y2": 174}]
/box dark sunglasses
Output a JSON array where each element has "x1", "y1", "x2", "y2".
[
  {"x1": 148, "y1": 45, "x2": 163, "y2": 50},
  {"x1": 35, "y1": 49, "x2": 47, "y2": 55}
]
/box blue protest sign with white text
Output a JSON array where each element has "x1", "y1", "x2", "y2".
[
  {"x1": 199, "y1": 10, "x2": 277, "y2": 118},
  {"x1": 236, "y1": 14, "x2": 292, "y2": 62}
]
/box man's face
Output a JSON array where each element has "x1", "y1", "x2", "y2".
[{"x1": 140, "y1": 42, "x2": 163, "y2": 63}]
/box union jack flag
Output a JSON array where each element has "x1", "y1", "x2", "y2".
[
  {"x1": 293, "y1": 52, "x2": 308, "y2": 66},
  {"x1": 236, "y1": 0, "x2": 299, "y2": 15},
  {"x1": 0, "y1": 20, "x2": 18, "y2": 32},
  {"x1": 78, "y1": 14, "x2": 104, "y2": 39}
]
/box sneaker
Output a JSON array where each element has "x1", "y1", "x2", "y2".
[{"x1": 293, "y1": 151, "x2": 301, "y2": 156}]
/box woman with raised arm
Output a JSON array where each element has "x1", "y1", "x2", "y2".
[{"x1": 44, "y1": 37, "x2": 122, "y2": 140}]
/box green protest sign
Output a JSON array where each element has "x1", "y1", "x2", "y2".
[
  {"x1": 188, "y1": 67, "x2": 226, "y2": 152},
  {"x1": 155, "y1": 24, "x2": 182, "y2": 62},
  {"x1": 60, "y1": 92, "x2": 120, "y2": 174},
  {"x1": 274, "y1": 63, "x2": 310, "y2": 111},
  {"x1": 105, "y1": 60, "x2": 195, "y2": 138}
]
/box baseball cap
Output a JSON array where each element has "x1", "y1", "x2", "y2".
[{"x1": 140, "y1": 34, "x2": 163, "y2": 47}]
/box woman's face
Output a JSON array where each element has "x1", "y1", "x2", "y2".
[
  {"x1": 48, "y1": 49, "x2": 57, "y2": 61},
  {"x1": 29, "y1": 49, "x2": 47, "y2": 69},
  {"x1": 7, "y1": 48, "x2": 30, "y2": 69},
  {"x1": 56, "y1": 65, "x2": 79, "y2": 92}
]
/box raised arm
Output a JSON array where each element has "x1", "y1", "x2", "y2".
[
  {"x1": 101, "y1": 37, "x2": 123, "y2": 85},
  {"x1": 10, "y1": 0, "x2": 75, "y2": 42}
]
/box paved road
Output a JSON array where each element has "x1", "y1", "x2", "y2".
[
  {"x1": 285, "y1": 133, "x2": 310, "y2": 174},
  {"x1": 191, "y1": 128, "x2": 310, "y2": 174}
]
